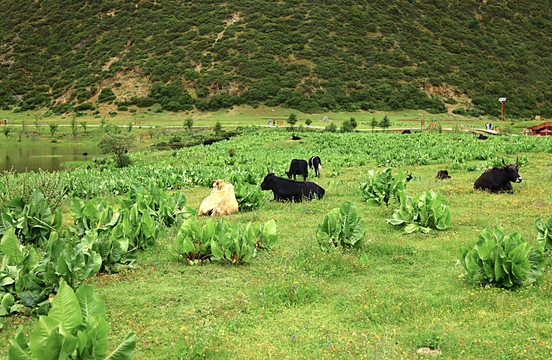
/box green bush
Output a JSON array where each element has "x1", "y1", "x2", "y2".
[
  {"x1": 8, "y1": 280, "x2": 135, "y2": 359},
  {"x1": 458, "y1": 226, "x2": 545, "y2": 288},
  {"x1": 234, "y1": 183, "x2": 265, "y2": 211},
  {"x1": 534, "y1": 215, "x2": 552, "y2": 253},
  {"x1": 0, "y1": 189, "x2": 62, "y2": 246},
  {"x1": 360, "y1": 168, "x2": 409, "y2": 206},
  {"x1": 387, "y1": 190, "x2": 451, "y2": 234},
  {"x1": 325, "y1": 122, "x2": 337, "y2": 132},
  {"x1": 172, "y1": 217, "x2": 277, "y2": 265},
  {"x1": 317, "y1": 201, "x2": 366, "y2": 251},
  {"x1": 98, "y1": 88, "x2": 116, "y2": 103}
]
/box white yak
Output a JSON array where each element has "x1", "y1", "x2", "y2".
[{"x1": 198, "y1": 179, "x2": 239, "y2": 216}]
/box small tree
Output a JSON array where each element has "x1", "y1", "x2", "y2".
[
  {"x1": 71, "y1": 115, "x2": 77, "y2": 137},
  {"x1": 3, "y1": 126, "x2": 11, "y2": 138},
  {"x1": 341, "y1": 120, "x2": 354, "y2": 133},
  {"x1": 379, "y1": 115, "x2": 391, "y2": 132},
  {"x1": 184, "y1": 117, "x2": 194, "y2": 137},
  {"x1": 350, "y1": 117, "x2": 358, "y2": 130},
  {"x1": 325, "y1": 122, "x2": 337, "y2": 133},
  {"x1": 17, "y1": 128, "x2": 23, "y2": 142},
  {"x1": 128, "y1": 121, "x2": 133, "y2": 133},
  {"x1": 98, "y1": 133, "x2": 135, "y2": 168},
  {"x1": 34, "y1": 115, "x2": 41, "y2": 133},
  {"x1": 305, "y1": 118, "x2": 312, "y2": 131},
  {"x1": 214, "y1": 121, "x2": 222, "y2": 136},
  {"x1": 370, "y1": 117, "x2": 378, "y2": 132},
  {"x1": 49, "y1": 123, "x2": 58, "y2": 138},
  {"x1": 100, "y1": 116, "x2": 108, "y2": 134},
  {"x1": 21, "y1": 120, "x2": 28, "y2": 137},
  {"x1": 287, "y1": 113, "x2": 298, "y2": 131},
  {"x1": 80, "y1": 121, "x2": 87, "y2": 134}
]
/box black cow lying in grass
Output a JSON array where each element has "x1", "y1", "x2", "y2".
[
  {"x1": 261, "y1": 169, "x2": 325, "y2": 202},
  {"x1": 474, "y1": 157, "x2": 522, "y2": 193},
  {"x1": 436, "y1": 170, "x2": 451, "y2": 179}
]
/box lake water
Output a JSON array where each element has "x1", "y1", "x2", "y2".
[{"x1": 0, "y1": 143, "x2": 101, "y2": 173}]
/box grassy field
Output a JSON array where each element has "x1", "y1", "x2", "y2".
[
  {"x1": 1, "y1": 127, "x2": 552, "y2": 359},
  {"x1": 0, "y1": 105, "x2": 543, "y2": 135}
]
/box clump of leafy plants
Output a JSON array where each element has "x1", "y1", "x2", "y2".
[
  {"x1": 360, "y1": 168, "x2": 409, "y2": 206},
  {"x1": 317, "y1": 201, "x2": 366, "y2": 251},
  {"x1": 172, "y1": 217, "x2": 278, "y2": 265},
  {"x1": 458, "y1": 226, "x2": 545, "y2": 288},
  {"x1": 0, "y1": 228, "x2": 105, "y2": 316},
  {"x1": 122, "y1": 182, "x2": 194, "y2": 226},
  {"x1": 535, "y1": 215, "x2": 552, "y2": 253},
  {"x1": 8, "y1": 280, "x2": 135, "y2": 359},
  {"x1": 234, "y1": 182, "x2": 265, "y2": 211},
  {"x1": 69, "y1": 197, "x2": 120, "y2": 237},
  {"x1": 0, "y1": 189, "x2": 62, "y2": 245},
  {"x1": 387, "y1": 190, "x2": 451, "y2": 234}
]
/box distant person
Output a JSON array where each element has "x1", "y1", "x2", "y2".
[{"x1": 3, "y1": 119, "x2": 7, "y2": 125}]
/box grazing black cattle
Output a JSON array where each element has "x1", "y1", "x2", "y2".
[
  {"x1": 261, "y1": 170, "x2": 325, "y2": 202},
  {"x1": 291, "y1": 135, "x2": 302, "y2": 140},
  {"x1": 478, "y1": 134, "x2": 488, "y2": 140},
  {"x1": 82, "y1": 152, "x2": 88, "y2": 156},
  {"x1": 203, "y1": 137, "x2": 230, "y2": 146},
  {"x1": 474, "y1": 157, "x2": 522, "y2": 193},
  {"x1": 401, "y1": 129, "x2": 411, "y2": 134},
  {"x1": 308, "y1": 156, "x2": 322, "y2": 177},
  {"x1": 406, "y1": 171, "x2": 413, "y2": 182},
  {"x1": 436, "y1": 170, "x2": 451, "y2": 179},
  {"x1": 286, "y1": 159, "x2": 308, "y2": 181}
]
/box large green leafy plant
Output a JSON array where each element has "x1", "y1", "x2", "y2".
[
  {"x1": 534, "y1": 215, "x2": 552, "y2": 253},
  {"x1": 8, "y1": 280, "x2": 135, "y2": 360},
  {"x1": 122, "y1": 183, "x2": 194, "y2": 227},
  {"x1": 0, "y1": 229, "x2": 104, "y2": 316},
  {"x1": 360, "y1": 168, "x2": 409, "y2": 206},
  {"x1": 173, "y1": 217, "x2": 278, "y2": 265},
  {"x1": 317, "y1": 201, "x2": 366, "y2": 251},
  {"x1": 0, "y1": 189, "x2": 62, "y2": 245},
  {"x1": 458, "y1": 226, "x2": 545, "y2": 288},
  {"x1": 70, "y1": 197, "x2": 120, "y2": 238},
  {"x1": 234, "y1": 183, "x2": 265, "y2": 211},
  {"x1": 387, "y1": 190, "x2": 451, "y2": 234}
]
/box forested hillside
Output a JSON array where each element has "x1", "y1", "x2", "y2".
[{"x1": 0, "y1": 0, "x2": 551, "y2": 117}]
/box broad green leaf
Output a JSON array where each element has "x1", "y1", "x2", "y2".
[
  {"x1": 76, "y1": 285, "x2": 106, "y2": 321},
  {"x1": 8, "y1": 328, "x2": 33, "y2": 360},
  {"x1": 0, "y1": 292, "x2": 15, "y2": 316},
  {"x1": 1, "y1": 228, "x2": 23, "y2": 263},
  {"x1": 105, "y1": 331, "x2": 136, "y2": 360},
  {"x1": 48, "y1": 281, "x2": 83, "y2": 333},
  {"x1": 29, "y1": 316, "x2": 61, "y2": 359}
]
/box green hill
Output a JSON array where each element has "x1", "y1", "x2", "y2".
[{"x1": 0, "y1": 0, "x2": 551, "y2": 118}]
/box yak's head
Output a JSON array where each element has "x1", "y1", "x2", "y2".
[
  {"x1": 502, "y1": 157, "x2": 522, "y2": 183},
  {"x1": 212, "y1": 179, "x2": 227, "y2": 191},
  {"x1": 261, "y1": 167, "x2": 276, "y2": 190}
]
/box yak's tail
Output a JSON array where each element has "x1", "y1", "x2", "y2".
[{"x1": 317, "y1": 164, "x2": 322, "y2": 177}]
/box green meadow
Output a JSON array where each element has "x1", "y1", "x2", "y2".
[{"x1": 1, "y1": 122, "x2": 552, "y2": 359}]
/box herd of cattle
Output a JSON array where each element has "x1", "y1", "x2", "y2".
[{"x1": 196, "y1": 148, "x2": 523, "y2": 216}]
